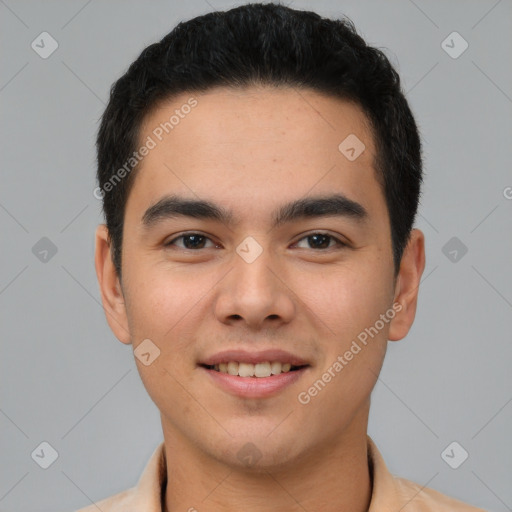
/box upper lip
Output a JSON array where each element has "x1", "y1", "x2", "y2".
[{"x1": 199, "y1": 349, "x2": 310, "y2": 367}]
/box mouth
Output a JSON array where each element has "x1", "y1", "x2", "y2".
[
  {"x1": 198, "y1": 350, "x2": 311, "y2": 398},
  {"x1": 200, "y1": 361, "x2": 308, "y2": 378}
]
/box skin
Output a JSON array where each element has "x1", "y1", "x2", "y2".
[{"x1": 95, "y1": 86, "x2": 425, "y2": 512}]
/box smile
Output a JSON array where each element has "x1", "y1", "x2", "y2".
[
  {"x1": 200, "y1": 363, "x2": 309, "y2": 398},
  {"x1": 202, "y1": 361, "x2": 306, "y2": 377},
  {"x1": 198, "y1": 349, "x2": 311, "y2": 398}
]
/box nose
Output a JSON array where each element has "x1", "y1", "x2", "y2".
[{"x1": 213, "y1": 241, "x2": 296, "y2": 330}]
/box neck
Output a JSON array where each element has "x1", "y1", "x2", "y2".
[{"x1": 162, "y1": 415, "x2": 372, "y2": 512}]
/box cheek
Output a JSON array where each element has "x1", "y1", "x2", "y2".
[
  {"x1": 123, "y1": 263, "x2": 215, "y2": 363},
  {"x1": 297, "y1": 266, "x2": 391, "y2": 418},
  {"x1": 124, "y1": 263, "x2": 192, "y2": 331},
  {"x1": 122, "y1": 267, "x2": 206, "y2": 408},
  {"x1": 296, "y1": 260, "x2": 392, "y2": 341}
]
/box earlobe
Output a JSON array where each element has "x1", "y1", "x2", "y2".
[
  {"x1": 388, "y1": 229, "x2": 426, "y2": 342},
  {"x1": 94, "y1": 224, "x2": 131, "y2": 344}
]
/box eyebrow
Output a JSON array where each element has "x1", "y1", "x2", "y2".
[{"x1": 141, "y1": 193, "x2": 368, "y2": 229}]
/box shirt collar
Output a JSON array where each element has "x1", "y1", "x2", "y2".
[{"x1": 366, "y1": 435, "x2": 402, "y2": 511}]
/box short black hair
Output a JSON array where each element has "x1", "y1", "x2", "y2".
[{"x1": 96, "y1": 2, "x2": 422, "y2": 278}]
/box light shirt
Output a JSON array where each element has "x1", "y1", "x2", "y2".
[{"x1": 75, "y1": 436, "x2": 485, "y2": 511}]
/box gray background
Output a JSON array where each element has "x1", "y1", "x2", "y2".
[{"x1": 1, "y1": 0, "x2": 511, "y2": 510}]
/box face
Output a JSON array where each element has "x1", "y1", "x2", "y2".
[{"x1": 96, "y1": 86, "x2": 424, "y2": 471}]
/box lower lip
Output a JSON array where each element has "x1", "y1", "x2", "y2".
[{"x1": 202, "y1": 366, "x2": 308, "y2": 398}]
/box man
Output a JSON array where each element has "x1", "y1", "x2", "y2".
[{"x1": 80, "y1": 3, "x2": 484, "y2": 511}]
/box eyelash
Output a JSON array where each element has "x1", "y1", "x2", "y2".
[{"x1": 164, "y1": 232, "x2": 348, "y2": 251}]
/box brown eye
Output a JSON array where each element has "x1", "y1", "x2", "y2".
[
  {"x1": 165, "y1": 233, "x2": 216, "y2": 250},
  {"x1": 294, "y1": 233, "x2": 347, "y2": 250}
]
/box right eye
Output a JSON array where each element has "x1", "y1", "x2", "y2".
[{"x1": 164, "y1": 233, "x2": 219, "y2": 250}]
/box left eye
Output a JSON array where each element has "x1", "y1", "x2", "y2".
[{"x1": 294, "y1": 233, "x2": 346, "y2": 250}]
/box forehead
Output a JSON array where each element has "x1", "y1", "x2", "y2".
[{"x1": 127, "y1": 86, "x2": 386, "y2": 226}]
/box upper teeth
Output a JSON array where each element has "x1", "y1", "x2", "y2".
[{"x1": 213, "y1": 361, "x2": 293, "y2": 377}]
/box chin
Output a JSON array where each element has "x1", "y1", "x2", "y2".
[{"x1": 217, "y1": 432, "x2": 304, "y2": 472}]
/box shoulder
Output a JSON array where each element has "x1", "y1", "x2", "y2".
[
  {"x1": 367, "y1": 436, "x2": 485, "y2": 511},
  {"x1": 73, "y1": 441, "x2": 166, "y2": 512},
  {"x1": 74, "y1": 486, "x2": 137, "y2": 512},
  {"x1": 393, "y1": 475, "x2": 487, "y2": 511}
]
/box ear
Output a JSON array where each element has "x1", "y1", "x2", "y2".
[
  {"x1": 94, "y1": 224, "x2": 131, "y2": 344},
  {"x1": 388, "y1": 228, "x2": 426, "y2": 341}
]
